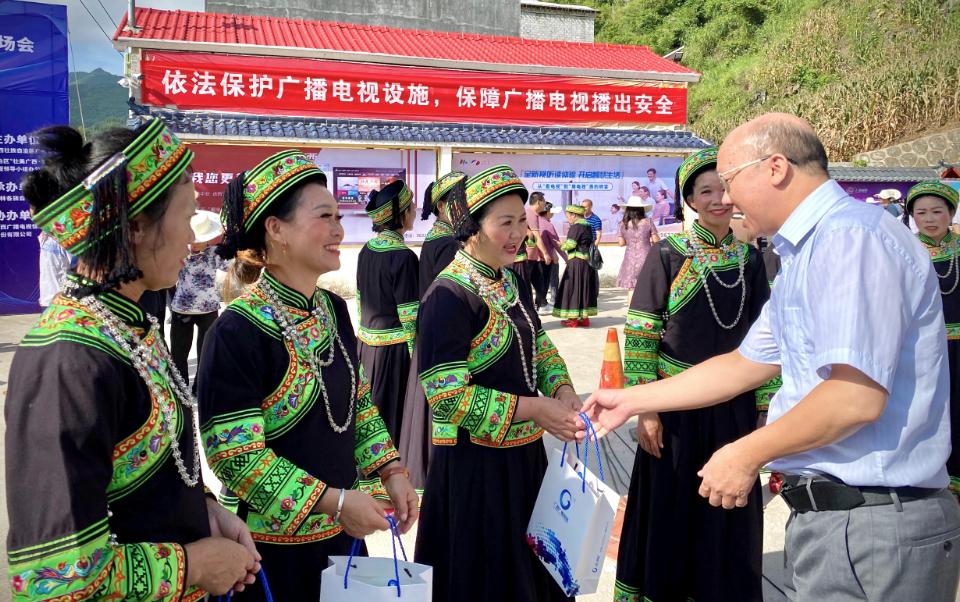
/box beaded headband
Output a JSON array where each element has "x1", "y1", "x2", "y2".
[
  {"x1": 565, "y1": 204, "x2": 585, "y2": 216},
  {"x1": 676, "y1": 147, "x2": 719, "y2": 201},
  {"x1": 240, "y1": 150, "x2": 326, "y2": 232},
  {"x1": 465, "y1": 165, "x2": 528, "y2": 215},
  {"x1": 32, "y1": 119, "x2": 194, "y2": 254},
  {"x1": 432, "y1": 171, "x2": 467, "y2": 206},
  {"x1": 366, "y1": 180, "x2": 413, "y2": 226},
  {"x1": 906, "y1": 180, "x2": 958, "y2": 213}
]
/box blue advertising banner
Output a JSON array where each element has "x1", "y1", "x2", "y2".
[{"x1": 0, "y1": 0, "x2": 68, "y2": 314}]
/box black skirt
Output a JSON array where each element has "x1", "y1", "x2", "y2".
[
  {"x1": 552, "y1": 258, "x2": 599, "y2": 319},
  {"x1": 512, "y1": 260, "x2": 532, "y2": 298},
  {"x1": 614, "y1": 392, "x2": 763, "y2": 601},
  {"x1": 234, "y1": 534, "x2": 362, "y2": 601},
  {"x1": 947, "y1": 339, "x2": 960, "y2": 492},
  {"x1": 398, "y1": 350, "x2": 432, "y2": 492},
  {"x1": 358, "y1": 341, "x2": 411, "y2": 443},
  {"x1": 414, "y1": 431, "x2": 572, "y2": 602}
]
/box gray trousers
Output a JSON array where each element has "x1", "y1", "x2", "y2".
[{"x1": 784, "y1": 489, "x2": 960, "y2": 600}]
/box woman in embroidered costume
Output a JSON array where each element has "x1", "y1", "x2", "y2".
[
  {"x1": 196, "y1": 150, "x2": 418, "y2": 601},
  {"x1": 614, "y1": 148, "x2": 771, "y2": 602},
  {"x1": 904, "y1": 181, "x2": 960, "y2": 495},
  {"x1": 5, "y1": 123, "x2": 259, "y2": 601},
  {"x1": 552, "y1": 204, "x2": 600, "y2": 327},
  {"x1": 356, "y1": 179, "x2": 420, "y2": 441},
  {"x1": 399, "y1": 171, "x2": 467, "y2": 491},
  {"x1": 413, "y1": 164, "x2": 585, "y2": 601}
]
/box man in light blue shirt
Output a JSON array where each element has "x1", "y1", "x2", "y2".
[{"x1": 584, "y1": 113, "x2": 959, "y2": 600}]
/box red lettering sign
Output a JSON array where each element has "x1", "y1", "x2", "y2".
[{"x1": 141, "y1": 51, "x2": 687, "y2": 126}]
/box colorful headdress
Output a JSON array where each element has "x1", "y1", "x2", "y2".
[
  {"x1": 675, "y1": 147, "x2": 718, "y2": 223},
  {"x1": 366, "y1": 180, "x2": 413, "y2": 227},
  {"x1": 906, "y1": 180, "x2": 958, "y2": 213},
  {"x1": 32, "y1": 119, "x2": 193, "y2": 254},
  {"x1": 464, "y1": 165, "x2": 528, "y2": 214},
  {"x1": 422, "y1": 170, "x2": 467, "y2": 221},
  {"x1": 237, "y1": 150, "x2": 325, "y2": 232},
  {"x1": 565, "y1": 204, "x2": 585, "y2": 216}
]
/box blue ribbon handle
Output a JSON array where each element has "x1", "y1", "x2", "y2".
[
  {"x1": 215, "y1": 568, "x2": 272, "y2": 602},
  {"x1": 342, "y1": 514, "x2": 406, "y2": 598},
  {"x1": 559, "y1": 413, "x2": 605, "y2": 493}
]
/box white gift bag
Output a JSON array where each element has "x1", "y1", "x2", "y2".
[
  {"x1": 526, "y1": 416, "x2": 620, "y2": 596},
  {"x1": 320, "y1": 516, "x2": 432, "y2": 601}
]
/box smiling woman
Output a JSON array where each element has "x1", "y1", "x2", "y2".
[
  {"x1": 6, "y1": 121, "x2": 260, "y2": 601},
  {"x1": 195, "y1": 149, "x2": 417, "y2": 601}
]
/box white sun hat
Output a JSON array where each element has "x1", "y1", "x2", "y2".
[
  {"x1": 190, "y1": 210, "x2": 223, "y2": 243},
  {"x1": 625, "y1": 195, "x2": 654, "y2": 212}
]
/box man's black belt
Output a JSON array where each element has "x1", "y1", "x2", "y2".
[{"x1": 780, "y1": 475, "x2": 941, "y2": 513}]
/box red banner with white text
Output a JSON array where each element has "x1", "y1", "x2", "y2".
[{"x1": 141, "y1": 51, "x2": 687, "y2": 127}]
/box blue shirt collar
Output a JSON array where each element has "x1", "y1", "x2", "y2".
[{"x1": 774, "y1": 179, "x2": 847, "y2": 254}]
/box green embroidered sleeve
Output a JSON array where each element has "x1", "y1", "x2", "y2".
[
  {"x1": 353, "y1": 366, "x2": 400, "y2": 476},
  {"x1": 624, "y1": 309, "x2": 663, "y2": 386},
  {"x1": 560, "y1": 238, "x2": 576, "y2": 253},
  {"x1": 9, "y1": 521, "x2": 196, "y2": 601},
  {"x1": 202, "y1": 408, "x2": 327, "y2": 537},
  {"x1": 397, "y1": 300, "x2": 419, "y2": 356},
  {"x1": 420, "y1": 360, "x2": 519, "y2": 446},
  {"x1": 754, "y1": 374, "x2": 782, "y2": 412},
  {"x1": 534, "y1": 329, "x2": 573, "y2": 396}
]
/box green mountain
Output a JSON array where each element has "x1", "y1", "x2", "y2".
[
  {"x1": 559, "y1": 0, "x2": 959, "y2": 160},
  {"x1": 68, "y1": 68, "x2": 128, "y2": 136}
]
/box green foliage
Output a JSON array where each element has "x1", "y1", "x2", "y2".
[
  {"x1": 68, "y1": 69, "x2": 128, "y2": 137},
  {"x1": 550, "y1": 0, "x2": 960, "y2": 159}
]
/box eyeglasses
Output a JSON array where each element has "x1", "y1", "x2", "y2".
[{"x1": 717, "y1": 155, "x2": 772, "y2": 193}]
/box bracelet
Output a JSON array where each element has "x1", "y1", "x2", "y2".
[
  {"x1": 379, "y1": 463, "x2": 409, "y2": 483},
  {"x1": 333, "y1": 488, "x2": 346, "y2": 523}
]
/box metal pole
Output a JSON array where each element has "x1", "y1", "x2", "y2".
[{"x1": 127, "y1": 0, "x2": 136, "y2": 31}]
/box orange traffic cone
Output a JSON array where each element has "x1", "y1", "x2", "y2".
[{"x1": 599, "y1": 328, "x2": 625, "y2": 389}]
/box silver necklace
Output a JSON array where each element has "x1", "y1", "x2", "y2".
[
  {"x1": 931, "y1": 238, "x2": 960, "y2": 295},
  {"x1": 258, "y1": 278, "x2": 356, "y2": 433},
  {"x1": 685, "y1": 231, "x2": 747, "y2": 330},
  {"x1": 461, "y1": 256, "x2": 538, "y2": 392},
  {"x1": 63, "y1": 282, "x2": 202, "y2": 487}
]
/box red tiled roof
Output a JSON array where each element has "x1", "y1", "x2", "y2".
[{"x1": 114, "y1": 7, "x2": 698, "y2": 79}]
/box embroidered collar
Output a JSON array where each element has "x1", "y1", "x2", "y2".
[
  {"x1": 260, "y1": 270, "x2": 319, "y2": 311},
  {"x1": 691, "y1": 220, "x2": 735, "y2": 247},
  {"x1": 919, "y1": 231, "x2": 956, "y2": 248},
  {"x1": 65, "y1": 273, "x2": 147, "y2": 327},
  {"x1": 456, "y1": 249, "x2": 499, "y2": 280},
  {"x1": 426, "y1": 220, "x2": 454, "y2": 240},
  {"x1": 575, "y1": 218, "x2": 590, "y2": 227}
]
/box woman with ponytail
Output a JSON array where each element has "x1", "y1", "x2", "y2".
[
  {"x1": 398, "y1": 171, "x2": 466, "y2": 491},
  {"x1": 356, "y1": 179, "x2": 419, "y2": 442},
  {"x1": 6, "y1": 122, "x2": 259, "y2": 601},
  {"x1": 195, "y1": 151, "x2": 417, "y2": 600}
]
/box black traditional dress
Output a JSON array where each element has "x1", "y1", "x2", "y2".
[
  {"x1": 553, "y1": 218, "x2": 599, "y2": 320},
  {"x1": 196, "y1": 270, "x2": 398, "y2": 601},
  {"x1": 512, "y1": 236, "x2": 533, "y2": 296},
  {"x1": 616, "y1": 222, "x2": 774, "y2": 602},
  {"x1": 418, "y1": 219, "x2": 459, "y2": 298},
  {"x1": 919, "y1": 232, "x2": 960, "y2": 495},
  {"x1": 413, "y1": 250, "x2": 574, "y2": 602},
  {"x1": 6, "y1": 274, "x2": 209, "y2": 601},
  {"x1": 357, "y1": 229, "x2": 420, "y2": 442},
  {"x1": 399, "y1": 220, "x2": 457, "y2": 492}
]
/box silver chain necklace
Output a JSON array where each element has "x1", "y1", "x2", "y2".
[
  {"x1": 257, "y1": 278, "x2": 357, "y2": 433},
  {"x1": 685, "y1": 230, "x2": 747, "y2": 330},
  {"x1": 930, "y1": 237, "x2": 960, "y2": 295},
  {"x1": 461, "y1": 256, "x2": 538, "y2": 393},
  {"x1": 63, "y1": 282, "x2": 202, "y2": 487}
]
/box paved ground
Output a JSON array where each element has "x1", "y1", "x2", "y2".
[{"x1": 0, "y1": 288, "x2": 792, "y2": 601}]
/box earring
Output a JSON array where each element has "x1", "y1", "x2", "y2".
[{"x1": 282, "y1": 240, "x2": 289, "y2": 255}]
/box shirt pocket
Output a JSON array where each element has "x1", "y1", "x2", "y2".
[{"x1": 779, "y1": 306, "x2": 812, "y2": 372}]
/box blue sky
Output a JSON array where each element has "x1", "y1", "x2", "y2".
[{"x1": 33, "y1": 0, "x2": 203, "y2": 74}]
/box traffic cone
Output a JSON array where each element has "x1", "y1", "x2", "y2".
[{"x1": 599, "y1": 328, "x2": 625, "y2": 389}]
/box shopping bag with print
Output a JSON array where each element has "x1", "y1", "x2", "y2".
[
  {"x1": 526, "y1": 414, "x2": 620, "y2": 596},
  {"x1": 319, "y1": 515, "x2": 432, "y2": 601}
]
